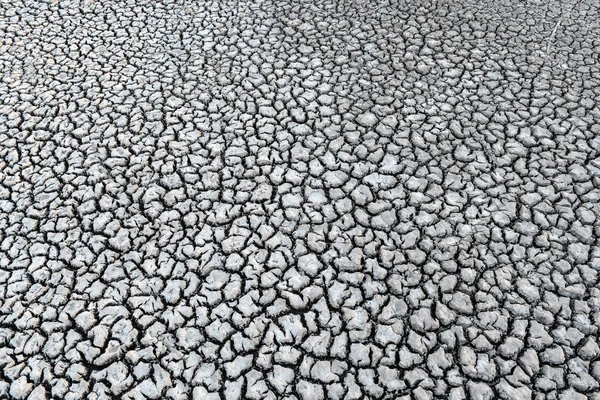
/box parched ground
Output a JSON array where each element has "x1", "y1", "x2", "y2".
[{"x1": 1, "y1": 0, "x2": 600, "y2": 399}]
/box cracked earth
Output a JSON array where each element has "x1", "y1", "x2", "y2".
[{"x1": 1, "y1": 0, "x2": 600, "y2": 399}]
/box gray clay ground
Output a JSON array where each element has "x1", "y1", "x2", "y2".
[{"x1": 1, "y1": 0, "x2": 600, "y2": 399}]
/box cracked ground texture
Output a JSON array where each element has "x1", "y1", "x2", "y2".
[{"x1": 1, "y1": 0, "x2": 600, "y2": 399}]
